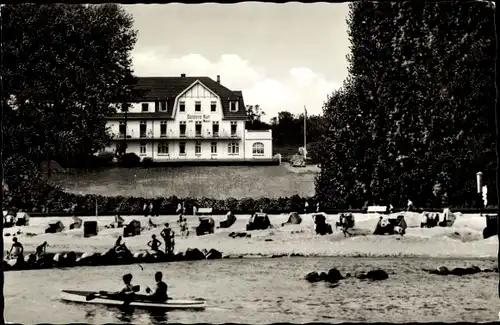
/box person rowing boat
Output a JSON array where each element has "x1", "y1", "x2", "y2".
[{"x1": 145, "y1": 271, "x2": 169, "y2": 302}]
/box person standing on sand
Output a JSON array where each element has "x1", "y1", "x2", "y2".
[
  {"x1": 193, "y1": 205, "x2": 198, "y2": 216},
  {"x1": 147, "y1": 235, "x2": 162, "y2": 253},
  {"x1": 407, "y1": 199, "x2": 414, "y2": 212},
  {"x1": 160, "y1": 223, "x2": 172, "y2": 254},
  {"x1": 176, "y1": 203, "x2": 182, "y2": 214},
  {"x1": 304, "y1": 201, "x2": 309, "y2": 213},
  {"x1": 143, "y1": 202, "x2": 149, "y2": 218},
  {"x1": 149, "y1": 202, "x2": 155, "y2": 217},
  {"x1": 182, "y1": 202, "x2": 186, "y2": 215},
  {"x1": 316, "y1": 202, "x2": 320, "y2": 213}
]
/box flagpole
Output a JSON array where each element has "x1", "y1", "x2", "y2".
[{"x1": 304, "y1": 105, "x2": 307, "y2": 163}]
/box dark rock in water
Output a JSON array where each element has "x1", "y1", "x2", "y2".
[
  {"x1": 3, "y1": 260, "x2": 11, "y2": 271},
  {"x1": 64, "y1": 251, "x2": 77, "y2": 267},
  {"x1": 450, "y1": 267, "x2": 467, "y2": 276},
  {"x1": 366, "y1": 269, "x2": 389, "y2": 281},
  {"x1": 429, "y1": 266, "x2": 450, "y2": 275},
  {"x1": 326, "y1": 268, "x2": 344, "y2": 283},
  {"x1": 305, "y1": 271, "x2": 321, "y2": 283},
  {"x1": 265, "y1": 239, "x2": 273, "y2": 242},
  {"x1": 4, "y1": 233, "x2": 10, "y2": 236},
  {"x1": 184, "y1": 248, "x2": 205, "y2": 261},
  {"x1": 355, "y1": 271, "x2": 368, "y2": 280},
  {"x1": 25, "y1": 253, "x2": 37, "y2": 266},
  {"x1": 319, "y1": 272, "x2": 328, "y2": 281},
  {"x1": 174, "y1": 252, "x2": 185, "y2": 261},
  {"x1": 205, "y1": 248, "x2": 222, "y2": 260},
  {"x1": 37, "y1": 253, "x2": 55, "y2": 268}
]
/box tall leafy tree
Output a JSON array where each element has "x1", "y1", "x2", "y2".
[
  {"x1": 1, "y1": 4, "x2": 143, "y2": 181},
  {"x1": 316, "y1": 1, "x2": 496, "y2": 208}
]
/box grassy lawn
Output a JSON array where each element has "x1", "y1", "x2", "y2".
[{"x1": 50, "y1": 165, "x2": 316, "y2": 199}]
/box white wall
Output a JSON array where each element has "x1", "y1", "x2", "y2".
[{"x1": 244, "y1": 130, "x2": 273, "y2": 160}]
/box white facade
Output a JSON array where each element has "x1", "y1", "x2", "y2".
[{"x1": 105, "y1": 79, "x2": 273, "y2": 162}]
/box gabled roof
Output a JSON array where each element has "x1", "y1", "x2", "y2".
[{"x1": 130, "y1": 76, "x2": 247, "y2": 120}]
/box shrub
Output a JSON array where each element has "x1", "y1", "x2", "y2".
[
  {"x1": 120, "y1": 153, "x2": 141, "y2": 167},
  {"x1": 142, "y1": 157, "x2": 154, "y2": 167}
]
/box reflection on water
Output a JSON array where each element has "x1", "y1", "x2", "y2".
[{"x1": 5, "y1": 257, "x2": 499, "y2": 324}]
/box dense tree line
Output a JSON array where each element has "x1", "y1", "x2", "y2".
[
  {"x1": 2, "y1": 4, "x2": 141, "y2": 205},
  {"x1": 315, "y1": 1, "x2": 497, "y2": 209},
  {"x1": 246, "y1": 105, "x2": 327, "y2": 160}
]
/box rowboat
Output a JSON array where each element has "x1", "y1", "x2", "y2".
[{"x1": 60, "y1": 290, "x2": 207, "y2": 310}]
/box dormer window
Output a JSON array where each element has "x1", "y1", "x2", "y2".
[
  {"x1": 179, "y1": 101, "x2": 186, "y2": 112},
  {"x1": 160, "y1": 101, "x2": 167, "y2": 112},
  {"x1": 229, "y1": 101, "x2": 238, "y2": 112},
  {"x1": 142, "y1": 103, "x2": 149, "y2": 112}
]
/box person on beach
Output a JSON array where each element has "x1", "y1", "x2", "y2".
[
  {"x1": 149, "y1": 202, "x2": 155, "y2": 217},
  {"x1": 407, "y1": 199, "x2": 414, "y2": 212},
  {"x1": 182, "y1": 202, "x2": 186, "y2": 215},
  {"x1": 4, "y1": 212, "x2": 15, "y2": 227},
  {"x1": 147, "y1": 235, "x2": 162, "y2": 252},
  {"x1": 180, "y1": 217, "x2": 188, "y2": 238},
  {"x1": 160, "y1": 223, "x2": 172, "y2": 253},
  {"x1": 115, "y1": 214, "x2": 124, "y2": 228},
  {"x1": 8, "y1": 237, "x2": 24, "y2": 259},
  {"x1": 193, "y1": 205, "x2": 198, "y2": 216},
  {"x1": 114, "y1": 236, "x2": 130, "y2": 254},
  {"x1": 176, "y1": 203, "x2": 182, "y2": 214},
  {"x1": 145, "y1": 271, "x2": 169, "y2": 302},
  {"x1": 143, "y1": 202, "x2": 149, "y2": 218},
  {"x1": 148, "y1": 218, "x2": 157, "y2": 228},
  {"x1": 36, "y1": 241, "x2": 48, "y2": 258},
  {"x1": 304, "y1": 201, "x2": 309, "y2": 213}
]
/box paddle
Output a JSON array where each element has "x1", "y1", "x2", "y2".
[{"x1": 85, "y1": 285, "x2": 140, "y2": 302}]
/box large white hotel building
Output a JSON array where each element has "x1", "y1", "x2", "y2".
[{"x1": 105, "y1": 74, "x2": 274, "y2": 163}]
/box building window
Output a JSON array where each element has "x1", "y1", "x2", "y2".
[
  {"x1": 160, "y1": 121, "x2": 167, "y2": 138},
  {"x1": 142, "y1": 103, "x2": 149, "y2": 112},
  {"x1": 160, "y1": 101, "x2": 167, "y2": 112},
  {"x1": 252, "y1": 142, "x2": 265, "y2": 155},
  {"x1": 179, "y1": 122, "x2": 186, "y2": 137},
  {"x1": 179, "y1": 142, "x2": 186, "y2": 155},
  {"x1": 140, "y1": 143, "x2": 147, "y2": 155},
  {"x1": 195, "y1": 122, "x2": 202, "y2": 137},
  {"x1": 228, "y1": 142, "x2": 239, "y2": 155},
  {"x1": 195, "y1": 101, "x2": 201, "y2": 112},
  {"x1": 211, "y1": 142, "x2": 217, "y2": 154},
  {"x1": 230, "y1": 121, "x2": 237, "y2": 136},
  {"x1": 212, "y1": 122, "x2": 219, "y2": 137},
  {"x1": 179, "y1": 101, "x2": 185, "y2": 112},
  {"x1": 158, "y1": 142, "x2": 168, "y2": 155},
  {"x1": 155, "y1": 100, "x2": 159, "y2": 111},
  {"x1": 119, "y1": 121, "x2": 126, "y2": 138},
  {"x1": 195, "y1": 141, "x2": 202, "y2": 154},
  {"x1": 210, "y1": 101, "x2": 217, "y2": 112},
  {"x1": 229, "y1": 101, "x2": 237, "y2": 112},
  {"x1": 140, "y1": 121, "x2": 147, "y2": 138}
]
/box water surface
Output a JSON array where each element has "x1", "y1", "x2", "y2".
[{"x1": 5, "y1": 257, "x2": 498, "y2": 324}]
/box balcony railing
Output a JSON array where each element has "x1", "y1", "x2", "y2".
[{"x1": 112, "y1": 130, "x2": 241, "y2": 140}]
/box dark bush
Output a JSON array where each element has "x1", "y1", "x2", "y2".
[
  {"x1": 142, "y1": 157, "x2": 154, "y2": 167},
  {"x1": 119, "y1": 153, "x2": 141, "y2": 167}
]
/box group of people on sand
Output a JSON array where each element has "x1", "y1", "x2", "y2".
[
  {"x1": 116, "y1": 272, "x2": 169, "y2": 303},
  {"x1": 143, "y1": 202, "x2": 159, "y2": 218},
  {"x1": 7, "y1": 237, "x2": 48, "y2": 260},
  {"x1": 147, "y1": 223, "x2": 176, "y2": 254}
]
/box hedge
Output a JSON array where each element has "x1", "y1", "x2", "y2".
[
  {"x1": 3, "y1": 180, "x2": 316, "y2": 215},
  {"x1": 3, "y1": 178, "x2": 498, "y2": 216}
]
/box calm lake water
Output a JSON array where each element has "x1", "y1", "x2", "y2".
[
  {"x1": 5, "y1": 257, "x2": 499, "y2": 324},
  {"x1": 50, "y1": 166, "x2": 316, "y2": 199}
]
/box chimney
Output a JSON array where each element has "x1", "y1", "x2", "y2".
[
  {"x1": 181, "y1": 73, "x2": 186, "y2": 77},
  {"x1": 216, "y1": 75, "x2": 220, "y2": 83}
]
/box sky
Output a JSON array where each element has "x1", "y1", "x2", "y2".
[{"x1": 124, "y1": 3, "x2": 351, "y2": 122}]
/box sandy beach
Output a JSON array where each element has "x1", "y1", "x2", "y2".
[{"x1": 3, "y1": 212, "x2": 496, "y2": 259}]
